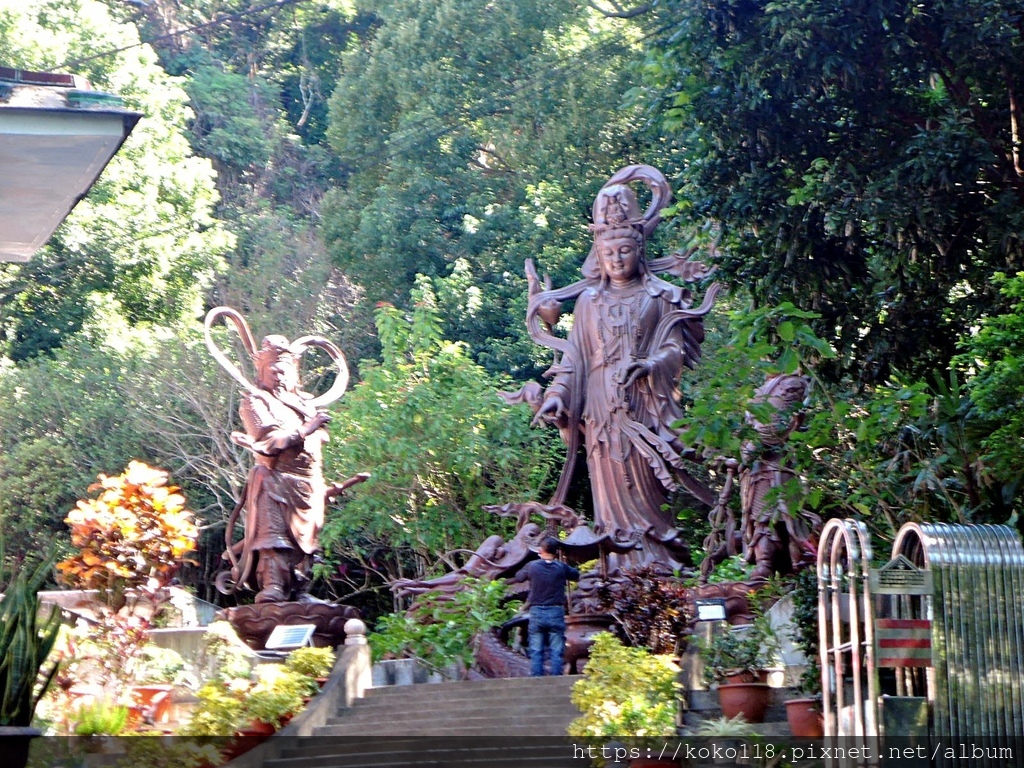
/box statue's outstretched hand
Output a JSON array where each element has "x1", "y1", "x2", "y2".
[{"x1": 533, "y1": 395, "x2": 568, "y2": 428}]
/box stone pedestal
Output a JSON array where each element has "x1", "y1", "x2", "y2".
[{"x1": 218, "y1": 601, "x2": 361, "y2": 650}]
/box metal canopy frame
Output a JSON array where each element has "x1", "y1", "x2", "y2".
[{"x1": 819, "y1": 519, "x2": 1024, "y2": 745}]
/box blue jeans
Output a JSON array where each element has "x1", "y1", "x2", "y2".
[{"x1": 528, "y1": 605, "x2": 566, "y2": 676}]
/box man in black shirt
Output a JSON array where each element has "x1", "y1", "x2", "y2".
[{"x1": 513, "y1": 537, "x2": 579, "y2": 676}]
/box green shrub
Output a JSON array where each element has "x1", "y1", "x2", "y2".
[
  {"x1": 568, "y1": 632, "x2": 680, "y2": 739},
  {"x1": 178, "y1": 684, "x2": 245, "y2": 737},
  {"x1": 284, "y1": 646, "x2": 336, "y2": 679},
  {"x1": 72, "y1": 699, "x2": 129, "y2": 736},
  {"x1": 241, "y1": 685, "x2": 304, "y2": 729},
  {"x1": 370, "y1": 577, "x2": 520, "y2": 678}
]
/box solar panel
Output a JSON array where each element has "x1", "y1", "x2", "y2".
[{"x1": 265, "y1": 623, "x2": 316, "y2": 650}]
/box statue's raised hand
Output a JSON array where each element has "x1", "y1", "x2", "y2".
[{"x1": 303, "y1": 410, "x2": 331, "y2": 435}]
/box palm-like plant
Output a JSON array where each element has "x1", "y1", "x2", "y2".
[{"x1": 0, "y1": 553, "x2": 62, "y2": 727}]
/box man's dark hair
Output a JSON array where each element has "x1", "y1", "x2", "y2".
[{"x1": 540, "y1": 537, "x2": 560, "y2": 556}]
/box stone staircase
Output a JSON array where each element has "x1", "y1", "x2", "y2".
[
  {"x1": 260, "y1": 676, "x2": 585, "y2": 768},
  {"x1": 254, "y1": 677, "x2": 801, "y2": 768},
  {"x1": 315, "y1": 675, "x2": 579, "y2": 736},
  {"x1": 224, "y1": 619, "x2": 804, "y2": 768}
]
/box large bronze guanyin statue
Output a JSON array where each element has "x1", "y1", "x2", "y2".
[
  {"x1": 522, "y1": 165, "x2": 721, "y2": 573},
  {"x1": 205, "y1": 307, "x2": 367, "y2": 604}
]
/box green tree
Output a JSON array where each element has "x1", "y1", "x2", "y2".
[
  {"x1": 0, "y1": 0, "x2": 230, "y2": 361},
  {"x1": 955, "y1": 272, "x2": 1024, "y2": 510},
  {"x1": 319, "y1": 283, "x2": 562, "y2": 594},
  {"x1": 323, "y1": 0, "x2": 663, "y2": 376},
  {"x1": 0, "y1": 339, "x2": 149, "y2": 573},
  {"x1": 641, "y1": 0, "x2": 1024, "y2": 384},
  {"x1": 678, "y1": 299, "x2": 1005, "y2": 542},
  {"x1": 0, "y1": 325, "x2": 236, "y2": 598},
  {"x1": 112, "y1": 0, "x2": 373, "y2": 359}
]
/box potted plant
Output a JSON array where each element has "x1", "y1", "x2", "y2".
[
  {"x1": 690, "y1": 715, "x2": 764, "y2": 766},
  {"x1": 54, "y1": 462, "x2": 200, "y2": 726},
  {"x1": 284, "y1": 646, "x2": 336, "y2": 686},
  {"x1": 238, "y1": 665, "x2": 312, "y2": 733},
  {"x1": 690, "y1": 714, "x2": 757, "y2": 738},
  {"x1": 130, "y1": 645, "x2": 192, "y2": 726},
  {"x1": 240, "y1": 688, "x2": 301, "y2": 733},
  {"x1": 0, "y1": 554, "x2": 62, "y2": 768},
  {"x1": 72, "y1": 698, "x2": 130, "y2": 736},
  {"x1": 178, "y1": 683, "x2": 246, "y2": 737},
  {"x1": 784, "y1": 568, "x2": 824, "y2": 737},
  {"x1": 698, "y1": 611, "x2": 779, "y2": 724},
  {"x1": 178, "y1": 682, "x2": 250, "y2": 764},
  {"x1": 568, "y1": 632, "x2": 681, "y2": 767}
]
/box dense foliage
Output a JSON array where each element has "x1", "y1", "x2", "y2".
[
  {"x1": 369, "y1": 577, "x2": 519, "y2": 677},
  {"x1": 0, "y1": 0, "x2": 230, "y2": 362},
  {"x1": 568, "y1": 631, "x2": 680, "y2": 739},
  {"x1": 56, "y1": 461, "x2": 199, "y2": 609},
  {"x1": 323, "y1": 0, "x2": 663, "y2": 376},
  {"x1": 320, "y1": 291, "x2": 562, "y2": 590},
  {"x1": 641, "y1": 0, "x2": 1024, "y2": 387},
  {"x1": 2, "y1": 0, "x2": 1024, "y2": 612}
]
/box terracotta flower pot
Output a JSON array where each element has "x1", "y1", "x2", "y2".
[
  {"x1": 721, "y1": 669, "x2": 769, "y2": 685},
  {"x1": 239, "y1": 719, "x2": 277, "y2": 736},
  {"x1": 785, "y1": 697, "x2": 824, "y2": 737},
  {"x1": 131, "y1": 684, "x2": 174, "y2": 724},
  {"x1": 717, "y1": 682, "x2": 771, "y2": 723}
]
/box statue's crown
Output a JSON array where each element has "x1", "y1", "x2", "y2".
[{"x1": 589, "y1": 183, "x2": 645, "y2": 237}]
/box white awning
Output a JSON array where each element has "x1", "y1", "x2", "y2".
[{"x1": 0, "y1": 73, "x2": 141, "y2": 262}]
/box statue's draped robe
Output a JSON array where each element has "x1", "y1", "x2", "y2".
[
  {"x1": 233, "y1": 388, "x2": 328, "y2": 589},
  {"x1": 546, "y1": 274, "x2": 705, "y2": 570}
]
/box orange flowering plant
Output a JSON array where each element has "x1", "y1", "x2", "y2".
[
  {"x1": 53, "y1": 462, "x2": 200, "y2": 703},
  {"x1": 57, "y1": 460, "x2": 199, "y2": 610}
]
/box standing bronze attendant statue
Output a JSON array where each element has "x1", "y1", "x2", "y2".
[{"x1": 205, "y1": 308, "x2": 367, "y2": 626}]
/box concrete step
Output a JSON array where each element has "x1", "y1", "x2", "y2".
[
  {"x1": 355, "y1": 692, "x2": 576, "y2": 710},
  {"x1": 311, "y1": 675, "x2": 581, "y2": 739},
  {"x1": 324, "y1": 702, "x2": 575, "y2": 723},
  {"x1": 279, "y1": 738, "x2": 573, "y2": 758},
  {"x1": 315, "y1": 719, "x2": 575, "y2": 738},
  {"x1": 362, "y1": 676, "x2": 578, "y2": 700},
  {"x1": 319, "y1": 715, "x2": 576, "y2": 734},
  {"x1": 268, "y1": 740, "x2": 581, "y2": 768}
]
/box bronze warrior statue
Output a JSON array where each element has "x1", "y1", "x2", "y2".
[
  {"x1": 523, "y1": 165, "x2": 721, "y2": 573},
  {"x1": 205, "y1": 307, "x2": 367, "y2": 603}
]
